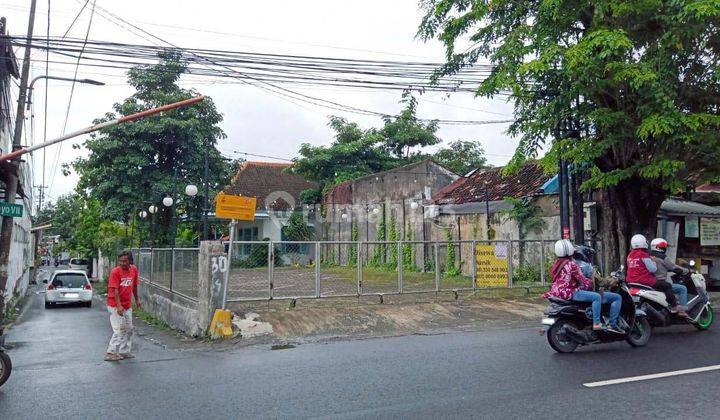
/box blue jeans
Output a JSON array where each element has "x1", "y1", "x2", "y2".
[
  {"x1": 572, "y1": 290, "x2": 622, "y2": 327},
  {"x1": 671, "y1": 283, "x2": 688, "y2": 306}
]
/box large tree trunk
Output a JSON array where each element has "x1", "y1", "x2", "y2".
[{"x1": 599, "y1": 177, "x2": 666, "y2": 271}]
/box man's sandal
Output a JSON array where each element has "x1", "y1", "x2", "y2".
[{"x1": 104, "y1": 353, "x2": 122, "y2": 362}]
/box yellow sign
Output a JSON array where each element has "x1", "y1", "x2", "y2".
[
  {"x1": 215, "y1": 193, "x2": 257, "y2": 221},
  {"x1": 475, "y1": 243, "x2": 509, "y2": 287}
]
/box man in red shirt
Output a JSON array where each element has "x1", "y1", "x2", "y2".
[{"x1": 104, "y1": 251, "x2": 141, "y2": 361}]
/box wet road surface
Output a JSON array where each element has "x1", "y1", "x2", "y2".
[{"x1": 1, "y1": 287, "x2": 718, "y2": 419}]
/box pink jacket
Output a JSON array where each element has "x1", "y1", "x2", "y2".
[{"x1": 543, "y1": 258, "x2": 593, "y2": 300}]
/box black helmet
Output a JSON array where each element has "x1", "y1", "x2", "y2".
[{"x1": 573, "y1": 245, "x2": 596, "y2": 264}]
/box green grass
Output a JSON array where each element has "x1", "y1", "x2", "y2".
[
  {"x1": 93, "y1": 281, "x2": 108, "y2": 295},
  {"x1": 133, "y1": 306, "x2": 171, "y2": 331},
  {"x1": 321, "y1": 265, "x2": 474, "y2": 289}
]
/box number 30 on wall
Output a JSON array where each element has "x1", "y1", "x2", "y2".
[{"x1": 212, "y1": 256, "x2": 228, "y2": 274}]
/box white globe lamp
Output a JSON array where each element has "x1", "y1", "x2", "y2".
[
  {"x1": 185, "y1": 184, "x2": 198, "y2": 197},
  {"x1": 162, "y1": 196, "x2": 174, "y2": 207},
  {"x1": 148, "y1": 205, "x2": 158, "y2": 214},
  {"x1": 138, "y1": 210, "x2": 147, "y2": 219}
]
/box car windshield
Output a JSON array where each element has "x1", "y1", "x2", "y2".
[
  {"x1": 70, "y1": 259, "x2": 88, "y2": 265},
  {"x1": 52, "y1": 273, "x2": 88, "y2": 289}
]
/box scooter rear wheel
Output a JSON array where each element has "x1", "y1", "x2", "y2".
[
  {"x1": 0, "y1": 352, "x2": 11, "y2": 387},
  {"x1": 694, "y1": 305, "x2": 713, "y2": 331},
  {"x1": 626, "y1": 317, "x2": 652, "y2": 347},
  {"x1": 547, "y1": 319, "x2": 579, "y2": 353}
]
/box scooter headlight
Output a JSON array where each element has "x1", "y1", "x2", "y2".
[{"x1": 541, "y1": 318, "x2": 556, "y2": 326}]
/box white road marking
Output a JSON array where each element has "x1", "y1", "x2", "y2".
[{"x1": 584, "y1": 364, "x2": 720, "y2": 388}]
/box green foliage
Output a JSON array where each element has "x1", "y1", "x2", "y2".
[
  {"x1": 380, "y1": 92, "x2": 440, "y2": 159},
  {"x1": 445, "y1": 228, "x2": 461, "y2": 277},
  {"x1": 174, "y1": 224, "x2": 197, "y2": 247},
  {"x1": 403, "y1": 222, "x2": 414, "y2": 271},
  {"x1": 349, "y1": 221, "x2": 358, "y2": 266},
  {"x1": 500, "y1": 197, "x2": 547, "y2": 240},
  {"x1": 370, "y1": 204, "x2": 387, "y2": 267},
  {"x1": 71, "y1": 50, "x2": 233, "y2": 245},
  {"x1": 292, "y1": 93, "x2": 442, "y2": 194},
  {"x1": 282, "y1": 212, "x2": 315, "y2": 241},
  {"x1": 433, "y1": 140, "x2": 488, "y2": 175},
  {"x1": 299, "y1": 188, "x2": 323, "y2": 205},
  {"x1": 388, "y1": 211, "x2": 399, "y2": 267},
  {"x1": 418, "y1": 0, "x2": 720, "y2": 247}
]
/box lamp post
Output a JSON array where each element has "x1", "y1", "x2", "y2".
[
  {"x1": 138, "y1": 210, "x2": 147, "y2": 247},
  {"x1": 184, "y1": 184, "x2": 200, "y2": 243},
  {"x1": 148, "y1": 204, "x2": 158, "y2": 248}
]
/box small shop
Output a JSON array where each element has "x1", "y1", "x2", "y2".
[{"x1": 657, "y1": 198, "x2": 720, "y2": 289}]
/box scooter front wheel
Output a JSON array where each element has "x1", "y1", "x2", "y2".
[
  {"x1": 0, "y1": 351, "x2": 11, "y2": 387},
  {"x1": 627, "y1": 317, "x2": 652, "y2": 347},
  {"x1": 547, "y1": 319, "x2": 579, "y2": 353},
  {"x1": 694, "y1": 305, "x2": 713, "y2": 331}
]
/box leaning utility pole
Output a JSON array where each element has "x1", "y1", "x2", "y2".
[{"x1": 0, "y1": 1, "x2": 37, "y2": 322}]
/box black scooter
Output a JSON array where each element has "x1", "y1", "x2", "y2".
[
  {"x1": 542, "y1": 267, "x2": 653, "y2": 353},
  {"x1": 0, "y1": 327, "x2": 10, "y2": 387}
]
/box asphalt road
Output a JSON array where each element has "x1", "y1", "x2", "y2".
[{"x1": 1, "y1": 285, "x2": 718, "y2": 419}]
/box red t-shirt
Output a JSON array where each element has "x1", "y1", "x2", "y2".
[{"x1": 107, "y1": 265, "x2": 138, "y2": 309}]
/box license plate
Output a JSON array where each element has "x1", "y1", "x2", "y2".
[{"x1": 63, "y1": 293, "x2": 79, "y2": 298}]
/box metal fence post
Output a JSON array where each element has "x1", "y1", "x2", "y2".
[
  {"x1": 508, "y1": 241, "x2": 514, "y2": 287},
  {"x1": 170, "y1": 248, "x2": 176, "y2": 292},
  {"x1": 397, "y1": 240, "x2": 403, "y2": 294},
  {"x1": 268, "y1": 241, "x2": 274, "y2": 300},
  {"x1": 357, "y1": 241, "x2": 363, "y2": 295},
  {"x1": 540, "y1": 240, "x2": 546, "y2": 285},
  {"x1": 315, "y1": 241, "x2": 321, "y2": 298},
  {"x1": 471, "y1": 240, "x2": 477, "y2": 290},
  {"x1": 149, "y1": 248, "x2": 154, "y2": 285},
  {"x1": 434, "y1": 242, "x2": 440, "y2": 292}
]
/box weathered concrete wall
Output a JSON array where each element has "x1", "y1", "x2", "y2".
[{"x1": 139, "y1": 281, "x2": 203, "y2": 336}]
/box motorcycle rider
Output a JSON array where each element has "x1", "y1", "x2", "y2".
[
  {"x1": 626, "y1": 234, "x2": 688, "y2": 317},
  {"x1": 649, "y1": 238, "x2": 689, "y2": 308},
  {"x1": 544, "y1": 239, "x2": 623, "y2": 333}
]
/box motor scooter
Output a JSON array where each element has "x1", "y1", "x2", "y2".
[
  {"x1": 0, "y1": 327, "x2": 11, "y2": 387},
  {"x1": 629, "y1": 260, "x2": 714, "y2": 331},
  {"x1": 542, "y1": 266, "x2": 652, "y2": 353}
]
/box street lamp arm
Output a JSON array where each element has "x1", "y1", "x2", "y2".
[{"x1": 26, "y1": 75, "x2": 105, "y2": 109}]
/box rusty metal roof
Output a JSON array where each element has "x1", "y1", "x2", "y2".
[{"x1": 225, "y1": 161, "x2": 318, "y2": 210}]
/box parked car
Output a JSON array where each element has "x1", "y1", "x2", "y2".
[
  {"x1": 68, "y1": 258, "x2": 90, "y2": 274},
  {"x1": 44, "y1": 270, "x2": 93, "y2": 308}
]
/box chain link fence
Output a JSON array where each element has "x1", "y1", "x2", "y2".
[
  {"x1": 131, "y1": 247, "x2": 200, "y2": 301},
  {"x1": 133, "y1": 238, "x2": 604, "y2": 305}
]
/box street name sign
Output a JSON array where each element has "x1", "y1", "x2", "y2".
[
  {"x1": 0, "y1": 202, "x2": 23, "y2": 218},
  {"x1": 215, "y1": 193, "x2": 256, "y2": 221}
]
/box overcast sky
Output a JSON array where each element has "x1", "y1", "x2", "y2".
[{"x1": 2, "y1": 0, "x2": 517, "y2": 208}]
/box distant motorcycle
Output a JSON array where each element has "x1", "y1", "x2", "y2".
[
  {"x1": 542, "y1": 266, "x2": 652, "y2": 353},
  {"x1": 629, "y1": 260, "x2": 714, "y2": 331},
  {"x1": 0, "y1": 327, "x2": 11, "y2": 387}
]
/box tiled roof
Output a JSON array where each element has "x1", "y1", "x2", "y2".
[
  {"x1": 225, "y1": 161, "x2": 318, "y2": 210},
  {"x1": 432, "y1": 161, "x2": 552, "y2": 204}
]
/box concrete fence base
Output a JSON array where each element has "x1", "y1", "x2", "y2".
[{"x1": 138, "y1": 241, "x2": 227, "y2": 337}]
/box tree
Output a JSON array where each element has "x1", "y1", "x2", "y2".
[
  {"x1": 433, "y1": 140, "x2": 488, "y2": 175},
  {"x1": 71, "y1": 50, "x2": 232, "y2": 245},
  {"x1": 380, "y1": 92, "x2": 440, "y2": 159},
  {"x1": 293, "y1": 93, "x2": 441, "y2": 202},
  {"x1": 418, "y1": 1, "x2": 720, "y2": 267},
  {"x1": 282, "y1": 212, "x2": 315, "y2": 241}
]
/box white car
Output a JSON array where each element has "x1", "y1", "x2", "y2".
[
  {"x1": 68, "y1": 258, "x2": 90, "y2": 274},
  {"x1": 45, "y1": 270, "x2": 93, "y2": 308}
]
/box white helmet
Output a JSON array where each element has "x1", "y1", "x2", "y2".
[
  {"x1": 554, "y1": 239, "x2": 574, "y2": 258},
  {"x1": 650, "y1": 238, "x2": 669, "y2": 253},
  {"x1": 630, "y1": 234, "x2": 649, "y2": 249}
]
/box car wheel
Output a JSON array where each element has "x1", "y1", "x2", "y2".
[
  {"x1": 44, "y1": 301, "x2": 52, "y2": 309},
  {"x1": 85, "y1": 301, "x2": 92, "y2": 308}
]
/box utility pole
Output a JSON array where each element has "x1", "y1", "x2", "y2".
[
  {"x1": 0, "y1": 1, "x2": 37, "y2": 322},
  {"x1": 556, "y1": 119, "x2": 571, "y2": 240},
  {"x1": 571, "y1": 165, "x2": 585, "y2": 245}
]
